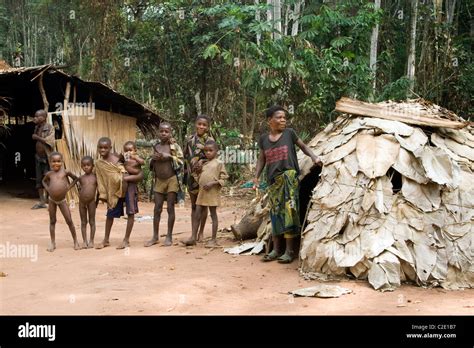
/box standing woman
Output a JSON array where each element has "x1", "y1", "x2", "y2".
[
  {"x1": 253, "y1": 106, "x2": 322, "y2": 263},
  {"x1": 184, "y1": 114, "x2": 215, "y2": 242}
]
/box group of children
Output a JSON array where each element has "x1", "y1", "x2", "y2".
[
  {"x1": 39, "y1": 106, "x2": 322, "y2": 264},
  {"x1": 40, "y1": 114, "x2": 227, "y2": 252}
]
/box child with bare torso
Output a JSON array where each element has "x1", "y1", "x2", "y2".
[
  {"x1": 42, "y1": 152, "x2": 80, "y2": 252},
  {"x1": 145, "y1": 122, "x2": 184, "y2": 247},
  {"x1": 77, "y1": 156, "x2": 97, "y2": 249}
]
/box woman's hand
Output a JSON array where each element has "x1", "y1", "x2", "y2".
[{"x1": 312, "y1": 155, "x2": 322, "y2": 167}]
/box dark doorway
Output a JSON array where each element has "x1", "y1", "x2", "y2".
[{"x1": 0, "y1": 121, "x2": 37, "y2": 197}]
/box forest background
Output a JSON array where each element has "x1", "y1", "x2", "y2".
[{"x1": 1, "y1": 0, "x2": 472, "y2": 182}]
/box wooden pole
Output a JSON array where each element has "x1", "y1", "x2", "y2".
[{"x1": 38, "y1": 73, "x2": 50, "y2": 123}]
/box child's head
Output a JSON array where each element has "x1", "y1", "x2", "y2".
[
  {"x1": 97, "y1": 137, "x2": 112, "y2": 157},
  {"x1": 266, "y1": 105, "x2": 287, "y2": 131},
  {"x1": 33, "y1": 109, "x2": 47, "y2": 125},
  {"x1": 195, "y1": 114, "x2": 210, "y2": 136},
  {"x1": 159, "y1": 122, "x2": 172, "y2": 142},
  {"x1": 49, "y1": 151, "x2": 63, "y2": 171},
  {"x1": 203, "y1": 140, "x2": 219, "y2": 160},
  {"x1": 123, "y1": 141, "x2": 136, "y2": 153},
  {"x1": 81, "y1": 156, "x2": 94, "y2": 174}
]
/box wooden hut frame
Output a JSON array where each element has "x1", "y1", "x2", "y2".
[{"x1": 0, "y1": 64, "x2": 163, "y2": 202}]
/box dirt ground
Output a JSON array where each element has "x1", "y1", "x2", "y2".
[{"x1": 0, "y1": 191, "x2": 473, "y2": 315}]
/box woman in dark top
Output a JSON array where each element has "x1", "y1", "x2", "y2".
[{"x1": 254, "y1": 105, "x2": 322, "y2": 263}]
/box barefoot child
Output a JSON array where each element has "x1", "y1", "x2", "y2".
[
  {"x1": 183, "y1": 140, "x2": 228, "y2": 247},
  {"x1": 77, "y1": 156, "x2": 97, "y2": 248},
  {"x1": 254, "y1": 106, "x2": 322, "y2": 263},
  {"x1": 145, "y1": 122, "x2": 183, "y2": 247},
  {"x1": 184, "y1": 115, "x2": 214, "y2": 242},
  {"x1": 120, "y1": 141, "x2": 145, "y2": 249},
  {"x1": 42, "y1": 152, "x2": 80, "y2": 251},
  {"x1": 95, "y1": 137, "x2": 130, "y2": 249}
]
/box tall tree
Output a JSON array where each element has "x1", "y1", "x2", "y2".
[
  {"x1": 406, "y1": 0, "x2": 418, "y2": 95},
  {"x1": 369, "y1": 0, "x2": 381, "y2": 96}
]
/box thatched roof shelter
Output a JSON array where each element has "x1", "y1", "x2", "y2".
[
  {"x1": 241, "y1": 97, "x2": 473, "y2": 291},
  {"x1": 0, "y1": 64, "x2": 162, "y2": 201}
]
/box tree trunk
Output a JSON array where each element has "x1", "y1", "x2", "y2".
[
  {"x1": 291, "y1": 1, "x2": 301, "y2": 37},
  {"x1": 369, "y1": 0, "x2": 381, "y2": 96},
  {"x1": 407, "y1": 0, "x2": 418, "y2": 96},
  {"x1": 242, "y1": 92, "x2": 248, "y2": 139},
  {"x1": 283, "y1": 3, "x2": 290, "y2": 36},
  {"x1": 267, "y1": 0, "x2": 273, "y2": 39},
  {"x1": 195, "y1": 91, "x2": 202, "y2": 115},
  {"x1": 255, "y1": 0, "x2": 261, "y2": 45},
  {"x1": 273, "y1": 0, "x2": 282, "y2": 39}
]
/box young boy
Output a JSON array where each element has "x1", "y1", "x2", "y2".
[
  {"x1": 77, "y1": 156, "x2": 97, "y2": 249},
  {"x1": 254, "y1": 106, "x2": 322, "y2": 263},
  {"x1": 31, "y1": 109, "x2": 55, "y2": 209},
  {"x1": 42, "y1": 152, "x2": 80, "y2": 251},
  {"x1": 145, "y1": 122, "x2": 183, "y2": 247},
  {"x1": 183, "y1": 140, "x2": 228, "y2": 247},
  {"x1": 95, "y1": 137, "x2": 132, "y2": 249},
  {"x1": 184, "y1": 115, "x2": 214, "y2": 242}
]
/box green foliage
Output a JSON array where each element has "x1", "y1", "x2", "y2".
[{"x1": 0, "y1": 0, "x2": 472, "y2": 145}]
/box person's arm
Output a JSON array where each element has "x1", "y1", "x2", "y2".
[
  {"x1": 42, "y1": 173, "x2": 50, "y2": 192},
  {"x1": 253, "y1": 150, "x2": 265, "y2": 187},
  {"x1": 66, "y1": 171, "x2": 79, "y2": 191},
  {"x1": 295, "y1": 138, "x2": 322, "y2": 166}
]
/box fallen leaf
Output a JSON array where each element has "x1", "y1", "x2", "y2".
[{"x1": 289, "y1": 284, "x2": 352, "y2": 298}]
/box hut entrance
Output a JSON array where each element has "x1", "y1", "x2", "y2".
[
  {"x1": 0, "y1": 113, "x2": 63, "y2": 197},
  {"x1": 299, "y1": 164, "x2": 322, "y2": 229},
  {"x1": 0, "y1": 118, "x2": 37, "y2": 197}
]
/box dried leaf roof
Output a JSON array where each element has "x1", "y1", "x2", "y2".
[{"x1": 298, "y1": 98, "x2": 473, "y2": 291}]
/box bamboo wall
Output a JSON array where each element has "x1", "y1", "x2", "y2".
[{"x1": 56, "y1": 107, "x2": 137, "y2": 203}]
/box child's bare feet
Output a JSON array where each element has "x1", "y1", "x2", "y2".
[
  {"x1": 74, "y1": 241, "x2": 81, "y2": 250},
  {"x1": 116, "y1": 240, "x2": 130, "y2": 249},
  {"x1": 95, "y1": 240, "x2": 110, "y2": 249},
  {"x1": 181, "y1": 238, "x2": 196, "y2": 246},
  {"x1": 47, "y1": 242, "x2": 56, "y2": 252},
  {"x1": 87, "y1": 241, "x2": 94, "y2": 249},
  {"x1": 81, "y1": 242, "x2": 88, "y2": 249},
  {"x1": 197, "y1": 232, "x2": 204, "y2": 243},
  {"x1": 163, "y1": 236, "x2": 172, "y2": 246},
  {"x1": 144, "y1": 238, "x2": 159, "y2": 247},
  {"x1": 205, "y1": 239, "x2": 219, "y2": 248}
]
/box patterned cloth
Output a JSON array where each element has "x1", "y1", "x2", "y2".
[
  {"x1": 268, "y1": 169, "x2": 301, "y2": 237},
  {"x1": 184, "y1": 133, "x2": 214, "y2": 194}
]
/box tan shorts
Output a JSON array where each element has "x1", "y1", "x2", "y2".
[{"x1": 154, "y1": 176, "x2": 179, "y2": 194}]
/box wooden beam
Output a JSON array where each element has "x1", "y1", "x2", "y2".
[
  {"x1": 335, "y1": 97, "x2": 468, "y2": 129},
  {"x1": 38, "y1": 73, "x2": 50, "y2": 123}
]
